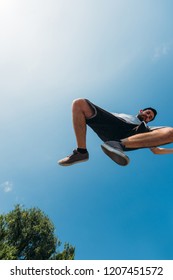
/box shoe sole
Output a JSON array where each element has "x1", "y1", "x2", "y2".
[
  {"x1": 58, "y1": 158, "x2": 89, "y2": 166},
  {"x1": 101, "y1": 143, "x2": 130, "y2": 166}
]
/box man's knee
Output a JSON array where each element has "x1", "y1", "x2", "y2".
[
  {"x1": 72, "y1": 98, "x2": 86, "y2": 110},
  {"x1": 157, "y1": 127, "x2": 173, "y2": 142},
  {"x1": 166, "y1": 127, "x2": 173, "y2": 141},
  {"x1": 72, "y1": 98, "x2": 94, "y2": 118}
]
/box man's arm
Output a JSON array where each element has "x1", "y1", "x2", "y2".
[{"x1": 150, "y1": 147, "x2": 173, "y2": 154}]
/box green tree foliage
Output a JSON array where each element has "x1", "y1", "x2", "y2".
[{"x1": 0, "y1": 205, "x2": 75, "y2": 260}]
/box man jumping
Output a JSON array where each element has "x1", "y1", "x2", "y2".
[{"x1": 58, "y1": 98, "x2": 157, "y2": 166}]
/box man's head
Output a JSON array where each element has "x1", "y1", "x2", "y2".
[{"x1": 137, "y1": 107, "x2": 157, "y2": 123}]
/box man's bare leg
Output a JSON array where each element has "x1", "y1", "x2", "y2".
[
  {"x1": 101, "y1": 127, "x2": 173, "y2": 166},
  {"x1": 72, "y1": 98, "x2": 95, "y2": 149},
  {"x1": 58, "y1": 99, "x2": 95, "y2": 166},
  {"x1": 121, "y1": 127, "x2": 173, "y2": 149}
]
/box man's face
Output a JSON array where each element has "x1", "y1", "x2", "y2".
[{"x1": 138, "y1": 109, "x2": 155, "y2": 123}]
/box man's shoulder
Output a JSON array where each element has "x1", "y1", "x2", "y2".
[{"x1": 111, "y1": 113, "x2": 141, "y2": 124}]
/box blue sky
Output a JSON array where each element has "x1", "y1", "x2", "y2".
[{"x1": 0, "y1": 0, "x2": 173, "y2": 260}]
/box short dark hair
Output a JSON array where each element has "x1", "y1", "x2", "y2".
[{"x1": 142, "y1": 107, "x2": 157, "y2": 120}]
